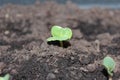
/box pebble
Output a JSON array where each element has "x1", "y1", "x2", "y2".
[
  {"x1": 46, "y1": 73, "x2": 56, "y2": 80},
  {"x1": 4, "y1": 30, "x2": 10, "y2": 35},
  {"x1": 86, "y1": 64, "x2": 96, "y2": 72}
]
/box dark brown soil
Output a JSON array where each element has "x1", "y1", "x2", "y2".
[{"x1": 0, "y1": 1, "x2": 120, "y2": 80}]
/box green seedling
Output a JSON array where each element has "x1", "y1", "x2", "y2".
[
  {"x1": 0, "y1": 74, "x2": 10, "y2": 80},
  {"x1": 47, "y1": 26, "x2": 72, "y2": 47},
  {"x1": 103, "y1": 56, "x2": 115, "y2": 80}
]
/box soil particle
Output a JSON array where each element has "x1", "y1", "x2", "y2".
[
  {"x1": 46, "y1": 73, "x2": 56, "y2": 80},
  {"x1": 96, "y1": 33, "x2": 113, "y2": 45},
  {"x1": 0, "y1": 62, "x2": 6, "y2": 74},
  {"x1": 80, "y1": 54, "x2": 95, "y2": 65}
]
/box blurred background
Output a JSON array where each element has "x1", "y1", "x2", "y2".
[{"x1": 0, "y1": 0, "x2": 120, "y2": 9}]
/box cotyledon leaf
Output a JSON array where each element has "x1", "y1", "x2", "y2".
[
  {"x1": 103, "y1": 56, "x2": 115, "y2": 76},
  {"x1": 47, "y1": 26, "x2": 72, "y2": 41}
]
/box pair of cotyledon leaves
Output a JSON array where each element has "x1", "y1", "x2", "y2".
[{"x1": 47, "y1": 26, "x2": 72, "y2": 41}]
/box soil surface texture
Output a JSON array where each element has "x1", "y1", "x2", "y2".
[{"x1": 0, "y1": 1, "x2": 120, "y2": 80}]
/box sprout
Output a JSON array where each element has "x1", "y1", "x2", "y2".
[
  {"x1": 103, "y1": 56, "x2": 115, "y2": 80},
  {"x1": 0, "y1": 74, "x2": 10, "y2": 80},
  {"x1": 47, "y1": 26, "x2": 72, "y2": 47}
]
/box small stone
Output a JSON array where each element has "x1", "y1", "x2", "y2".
[
  {"x1": 16, "y1": 14, "x2": 23, "y2": 18},
  {"x1": 86, "y1": 64, "x2": 96, "y2": 72},
  {"x1": 54, "y1": 69, "x2": 59, "y2": 73},
  {"x1": 4, "y1": 30, "x2": 10, "y2": 35},
  {"x1": 46, "y1": 73, "x2": 56, "y2": 80},
  {"x1": 5, "y1": 13, "x2": 9, "y2": 19}
]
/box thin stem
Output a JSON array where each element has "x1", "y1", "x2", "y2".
[
  {"x1": 109, "y1": 76, "x2": 112, "y2": 80},
  {"x1": 60, "y1": 41, "x2": 63, "y2": 47}
]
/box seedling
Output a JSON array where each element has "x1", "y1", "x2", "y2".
[
  {"x1": 103, "y1": 56, "x2": 115, "y2": 80},
  {"x1": 0, "y1": 74, "x2": 10, "y2": 80},
  {"x1": 47, "y1": 26, "x2": 72, "y2": 47}
]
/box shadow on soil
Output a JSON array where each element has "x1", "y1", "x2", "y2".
[{"x1": 47, "y1": 41, "x2": 71, "y2": 48}]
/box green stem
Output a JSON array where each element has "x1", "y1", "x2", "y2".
[
  {"x1": 109, "y1": 76, "x2": 112, "y2": 80},
  {"x1": 60, "y1": 41, "x2": 63, "y2": 47}
]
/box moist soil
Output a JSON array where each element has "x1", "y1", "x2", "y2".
[{"x1": 0, "y1": 1, "x2": 120, "y2": 80}]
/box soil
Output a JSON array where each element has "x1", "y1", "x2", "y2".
[{"x1": 0, "y1": 1, "x2": 120, "y2": 80}]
